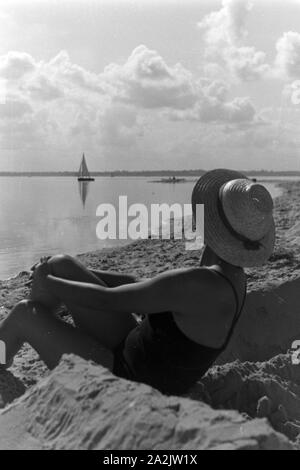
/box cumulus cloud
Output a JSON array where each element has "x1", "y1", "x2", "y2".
[
  {"x1": 102, "y1": 46, "x2": 257, "y2": 124},
  {"x1": 0, "y1": 50, "x2": 142, "y2": 154},
  {"x1": 198, "y1": 0, "x2": 270, "y2": 82},
  {"x1": 198, "y1": 0, "x2": 251, "y2": 46},
  {"x1": 275, "y1": 31, "x2": 300, "y2": 79},
  {"x1": 226, "y1": 46, "x2": 270, "y2": 81},
  {"x1": 170, "y1": 96, "x2": 256, "y2": 124},
  {"x1": 26, "y1": 75, "x2": 64, "y2": 102},
  {"x1": 0, "y1": 94, "x2": 32, "y2": 119},
  {"x1": 0, "y1": 50, "x2": 108, "y2": 151},
  {"x1": 0, "y1": 46, "x2": 258, "y2": 158},
  {"x1": 0, "y1": 51, "x2": 36, "y2": 80},
  {"x1": 168, "y1": 79, "x2": 256, "y2": 124},
  {"x1": 0, "y1": 50, "x2": 107, "y2": 103},
  {"x1": 47, "y1": 50, "x2": 107, "y2": 96},
  {"x1": 103, "y1": 45, "x2": 199, "y2": 110}
]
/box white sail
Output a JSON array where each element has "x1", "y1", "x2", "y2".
[{"x1": 78, "y1": 153, "x2": 91, "y2": 178}]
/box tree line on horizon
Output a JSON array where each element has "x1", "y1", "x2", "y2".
[{"x1": 0, "y1": 169, "x2": 299, "y2": 177}]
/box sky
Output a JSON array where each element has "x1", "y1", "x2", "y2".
[{"x1": 1, "y1": 0, "x2": 300, "y2": 172}]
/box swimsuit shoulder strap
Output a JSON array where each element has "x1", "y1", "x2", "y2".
[{"x1": 209, "y1": 266, "x2": 247, "y2": 351}]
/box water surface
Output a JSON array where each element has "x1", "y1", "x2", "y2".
[{"x1": 0, "y1": 176, "x2": 284, "y2": 280}]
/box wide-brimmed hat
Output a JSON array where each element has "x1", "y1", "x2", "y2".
[{"x1": 192, "y1": 169, "x2": 275, "y2": 267}]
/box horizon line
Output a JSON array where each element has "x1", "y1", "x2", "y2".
[{"x1": 1, "y1": 169, "x2": 300, "y2": 175}]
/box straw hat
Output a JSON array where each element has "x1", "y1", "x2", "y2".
[{"x1": 192, "y1": 169, "x2": 275, "y2": 267}]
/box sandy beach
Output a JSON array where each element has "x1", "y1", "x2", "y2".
[{"x1": 1, "y1": 180, "x2": 300, "y2": 449}]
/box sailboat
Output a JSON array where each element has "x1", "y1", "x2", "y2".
[{"x1": 77, "y1": 153, "x2": 95, "y2": 181}]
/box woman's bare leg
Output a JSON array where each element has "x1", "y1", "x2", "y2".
[
  {"x1": 41, "y1": 255, "x2": 137, "y2": 349},
  {"x1": 47, "y1": 254, "x2": 108, "y2": 286},
  {"x1": 0, "y1": 300, "x2": 113, "y2": 370}
]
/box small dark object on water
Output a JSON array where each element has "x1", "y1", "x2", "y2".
[{"x1": 152, "y1": 176, "x2": 187, "y2": 183}]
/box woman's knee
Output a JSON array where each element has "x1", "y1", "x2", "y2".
[
  {"x1": 47, "y1": 254, "x2": 76, "y2": 277},
  {"x1": 12, "y1": 299, "x2": 34, "y2": 315}
]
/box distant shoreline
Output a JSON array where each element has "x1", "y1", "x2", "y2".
[{"x1": 1, "y1": 170, "x2": 300, "y2": 177}]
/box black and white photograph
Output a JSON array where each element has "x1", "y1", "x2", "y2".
[{"x1": 0, "y1": 0, "x2": 300, "y2": 452}]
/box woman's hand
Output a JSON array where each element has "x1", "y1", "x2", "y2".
[
  {"x1": 29, "y1": 258, "x2": 61, "y2": 311},
  {"x1": 34, "y1": 259, "x2": 52, "y2": 283},
  {"x1": 26, "y1": 256, "x2": 52, "y2": 286},
  {"x1": 30, "y1": 256, "x2": 51, "y2": 274}
]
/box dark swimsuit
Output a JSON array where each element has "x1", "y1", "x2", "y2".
[{"x1": 113, "y1": 267, "x2": 247, "y2": 396}]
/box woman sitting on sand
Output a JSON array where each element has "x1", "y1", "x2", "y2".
[{"x1": 0, "y1": 169, "x2": 275, "y2": 395}]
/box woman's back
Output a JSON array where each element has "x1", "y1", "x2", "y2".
[
  {"x1": 114, "y1": 264, "x2": 247, "y2": 395},
  {"x1": 171, "y1": 263, "x2": 246, "y2": 349}
]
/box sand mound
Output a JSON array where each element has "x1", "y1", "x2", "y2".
[
  {"x1": 186, "y1": 276, "x2": 300, "y2": 445},
  {"x1": 190, "y1": 354, "x2": 300, "y2": 445},
  {"x1": 0, "y1": 355, "x2": 293, "y2": 450},
  {"x1": 219, "y1": 277, "x2": 300, "y2": 364}
]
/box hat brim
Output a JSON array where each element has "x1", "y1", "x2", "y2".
[{"x1": 192, "y1": 169, "x2": 275, "y2": 267}]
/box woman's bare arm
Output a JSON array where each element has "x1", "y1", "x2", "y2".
[
  {"x1": 43, "y1": 268, "x2": 214, "y2": 316},
  {"x1": 89, "y1": 269, "x2": 137, "y2": 287}
]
